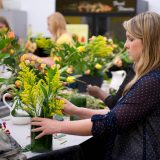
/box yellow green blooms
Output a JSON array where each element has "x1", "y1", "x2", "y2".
[
  {"x1": 16, "y1": 62, "x2": 64, "y2": 117},
  {"x1": 95, "y1": 63, "x2": 102, "y2": 70}
]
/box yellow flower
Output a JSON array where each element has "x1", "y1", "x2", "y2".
[
  {"x1": 56, "y1": 64, "x2": 61, "y2": 69},
  {"x1": 40, "y1": 63, "x2": 46, "y2": 69},
  {"x1": 36, "y1": 58, "x2": 43, "y2": 64},
  {"x1": 31, "y1": 55, "x2": 37, "y2": 61},
  {"x1": 30, "y1": 61, "x2": 35, "y2": 66},
  {"x1": 108, "y1": 38, "x2": 113, "y2": 44},
  {"x1": 95, "y1": 63, "x2": 102, "y2": 70},
  {"x1": 77, "y1": 46, "x2": 85, "y2": 53},
  {"x1": 20, "y1": 54, "x2": 28, "y2": 62},
  {"x1": 25, "y1": 41, "x2": 37, "y2": 53},
  {"x1": 9, "y1": 49, "x2": 14, "y2": 55},
  {"x1": 51, "y1": 65, "x2": 56, "y2": 70},
  {"x1": 53, "y1": 56, "x2": 61, "y2": 62},
  {"x1": 103, "y1": 37, "x2": 107, "y2": 41},
  {"x1": 15, "y1": 80, "x2": 22, "y2": 88},
  {"x1": 66, "y1": 76, "x2": 75, "y2": 83},
  {"x1": 51, "y1": 64, "x2": 60, "y2": 69}
]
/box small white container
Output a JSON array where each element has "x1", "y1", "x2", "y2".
[{"x1": 3, "y1": 93, "x2": 31, "y2": 125}]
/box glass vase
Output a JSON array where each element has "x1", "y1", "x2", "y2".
[{"x1": 31, "y1": 125, "x2": 53, "y2": 153}]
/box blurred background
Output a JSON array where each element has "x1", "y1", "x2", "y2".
[{"x1": 0, "y1": 0, "x2": 159, "y2": 41}]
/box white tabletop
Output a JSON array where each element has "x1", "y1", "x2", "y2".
[{"x1": 1, "y1": 117, "x2": 91, "y2": 158}]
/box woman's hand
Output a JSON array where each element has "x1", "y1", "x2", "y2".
[
  {"x1": 86, "y1": 85, "x2": 107, "y2": 101},
  {"x1": 63, "y1": 98, "x2": 79, "y2": 116},
  {"x1": 31, "y1": 117, "x2": 62, "y2": 139}
]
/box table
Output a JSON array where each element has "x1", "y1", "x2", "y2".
[{"x1": 2, "y1": 117, "x2": 91, "y2": 159}]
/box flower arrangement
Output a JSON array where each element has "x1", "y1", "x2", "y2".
[
  {"x1": 83, "y1": 35, "x2": 116, "y2": 76},
  {"x1": 13, "y1": 62, "x2": 64, "y2": 118},
  {"x1": 25, "y1": 34, "x2": 118, "y2": 77},
  {"x1": 52, "y1": 35, "x2": 118, "y2": 77},
  {"x1": 25, "y1": 34, "x2": 53, "y2": 56},
  {"x1": 50, "y1": 42, "x2": 88, "y2": 75},
  {"x1": 0, "y1": 28, "x2": 25, "y2": 75}
]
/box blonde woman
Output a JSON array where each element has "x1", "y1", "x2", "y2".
[
  {"x1": 31, "y1": 12, "x2": 160, "y2": 160},
  {"x1": 47, "y1": 12, "x2": 73, "y2": 45},
  {"x1": 26, "y1": 12, "x2": 73, "y2": 66}
]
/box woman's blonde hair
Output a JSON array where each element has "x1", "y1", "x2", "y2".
[
  {"x1": 123, "y1": 11, "x2": 160, "y2": 94},
  {"x1": 48, "y1": 12, "x2": 66, "y2": 40}
]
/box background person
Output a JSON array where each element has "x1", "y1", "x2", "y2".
[
  {"x1": 0, "y1": 16, "x2": 11, "y2": 30},
  {"x1": 26, "y1": 12, "x2": 73, "y2": 67}
]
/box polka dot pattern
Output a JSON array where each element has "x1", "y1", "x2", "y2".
[{"x1": 91, "y1": 68, "x2": 160, "y2": 159}]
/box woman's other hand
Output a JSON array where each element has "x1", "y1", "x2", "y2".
[{"x1": 86, "y1": 85, "x2": 107, "y2": 101}]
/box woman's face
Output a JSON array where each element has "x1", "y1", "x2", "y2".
[
  {"x1": 124, "y1": 31, "x2": 143, "y2": 62},
  {"x1": 47, "y1": 19, "x2": 53, "y2": 34},
  {"x1": 47, "y1": 18, "x2": 56, "y2": 36}
]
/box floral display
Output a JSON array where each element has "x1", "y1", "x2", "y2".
[
  {"x1": 12, "y1": 62, "x2": 64, "y2": 118},
  {"x1": 0, "y1": 28, "x2": 25, "y2": 75},
  {"x1": 28, "y1": 35, "x2": 118, "y2": 78},
  {"x1": 84, "y1": 35, "x2": 116, "y2": 76},
  {"x1": 0, "y1": 29, "x2": 132, "y2": 110}
]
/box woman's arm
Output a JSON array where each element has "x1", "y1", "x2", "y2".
[
  {"x1": 74, "y1": 107, "x2": 109, "y2": 119},
  {"x1": 32, "y1": 72, "x2": 160, "y2": 139},
  {"x1": 25, "y1": 53, "x2": 54, "y2": 67},
  {"x1": 63, "y1": 99, "x2": 109, "y2": 119},
  {"x1": 31, "y1": 118, "x2": 92, "y2": 139},
  {"x1": 39, "y1": 57, "x2": 54, "y2": 67}
]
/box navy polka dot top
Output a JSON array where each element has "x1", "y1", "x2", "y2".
[{"x1": 91, "y1": 68, "x2": 160, "y2": 160}]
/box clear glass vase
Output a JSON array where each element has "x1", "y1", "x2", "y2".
[{"x1": 31, "y1": 125, "x2": 53, "y2": 153}]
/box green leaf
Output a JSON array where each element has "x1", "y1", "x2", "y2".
[
  {"x1": 0, "y1": 77, "x2": 6, "y2": 82},
  {"x1": 59, "y1": 66, "x2": 68, "y2": 74},
  {"x1": 0, "y1": 39, "x2": 10, "y2": 50},
  {"x1": 0, "y1": 53, "x2": 10, "y2": 59},
  {"x1": 40, "y1": 84, "x2": 48, "y2": 100}
]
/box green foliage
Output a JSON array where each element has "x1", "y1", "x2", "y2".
[
  {"x1": 15, "y1": 62, "x2": 64, "y2": 117},
  {"x1": 51, "y1": 43, "x2": 88, "y2": 75},
  {"x1": 86, "y1": 35, "x2": 114, "y2": 57},
  {"x1": 0, "y1": 29, "x2": 25, "y2": 74},
  {"x1": 34, "y1": 37, "x2": 53, "y2": 49}
]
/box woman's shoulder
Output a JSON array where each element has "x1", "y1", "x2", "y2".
[
  {"x1": 56, "y1": 33, "x2": 73, "y2": 46},
  {"x1": 145, "y1": 67, "x2": 160, "y2": 79},
  {"x1": 135, "y1": 68, "x2": 160, "y2": 89}
]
